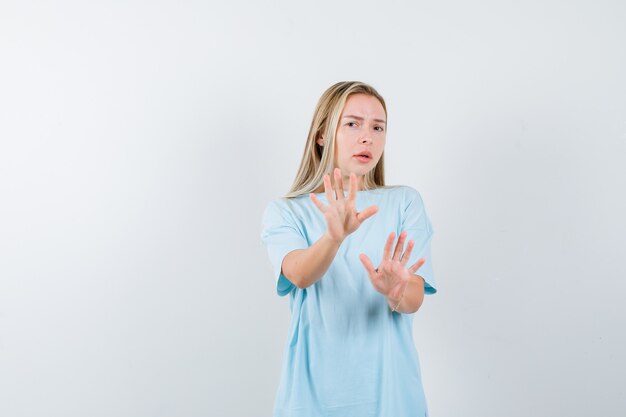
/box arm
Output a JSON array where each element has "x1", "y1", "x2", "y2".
[
  {"x1": 284, "y1": 169, "x2": 378, "y2": 289},
  {"x1": 281, "y1": 232, "x2": 342, "y2": 289},
  {"x1": 359, "y1": 231, "x2": 430, "y2": 315},
  {"x1": 387, "y1": 187, "x2": 436, "y2": 311}
]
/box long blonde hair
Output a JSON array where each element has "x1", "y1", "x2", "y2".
[{"x1": 284, "y1": 81, "x2": 388, "y2": 198}]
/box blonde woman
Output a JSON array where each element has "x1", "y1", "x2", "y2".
[{"x1": 261, "y1": 81, "x2": 437, "y2": 417}]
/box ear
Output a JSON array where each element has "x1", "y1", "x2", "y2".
[{"x1": 316, "y1": 135, "x2": 325, "y2": 147}]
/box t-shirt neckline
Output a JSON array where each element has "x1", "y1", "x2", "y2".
[{"x1": 312, "y1": 188, "x2": 382, "y2": 197}]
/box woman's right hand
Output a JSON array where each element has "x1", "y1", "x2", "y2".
[{"x1": 309, "y1": 168, "x2": 379, "y2": 244}]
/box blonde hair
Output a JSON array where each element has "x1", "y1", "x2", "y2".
[{"x1": 284, "y1": 81, "x2": 388, "y2": 198}]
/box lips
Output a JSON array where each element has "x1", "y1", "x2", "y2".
[{"x1": 353, "y1": 150, "x2": 372, "y2": 159}]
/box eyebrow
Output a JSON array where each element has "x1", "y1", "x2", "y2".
[{"x1": 342, "y1": 115, "x2": 387, "y2": 124}]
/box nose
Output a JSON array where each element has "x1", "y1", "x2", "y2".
[{"x1": 359, "y1": 134, "x2": 372, "y2": 144}]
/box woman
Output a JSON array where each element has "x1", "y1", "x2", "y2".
[{"x1": 261, "y1": 81, "x2": 437, "y2": 416}]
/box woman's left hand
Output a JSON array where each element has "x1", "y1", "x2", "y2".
[{"x1": 359, "y1": 231, "x2": 425, "y2": 303}]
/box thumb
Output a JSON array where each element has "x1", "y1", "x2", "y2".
[
  {"x1": 309, "y1": 193, "x2": 326, "y2": 212},
  {"x1": 356, "y1": 205, "x2": 378, "y2": 223},
  {"x1": 358, "y1": 253, "x2": 377, "y2": 277}
]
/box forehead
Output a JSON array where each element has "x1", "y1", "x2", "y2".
[{"x1": 341, "y1": 94, "x2": 386, "y2": 119}]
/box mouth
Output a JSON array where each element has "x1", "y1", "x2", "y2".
[
  {"x1": 353, "y1": 151, "x2": 372, "y2": 159},
  {"x1": 353, "y1": 154, "x2": 372, "y2": 163}
]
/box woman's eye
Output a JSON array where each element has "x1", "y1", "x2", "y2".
[
  {"x1": 374, "y1": 126, "x2": 384, "y2": 132},
  {"x1": 347, "y1": 122, "x2": 357, "y2": 127}
]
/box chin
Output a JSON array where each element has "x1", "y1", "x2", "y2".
[{"x1": 354, "y1": 167, "x2": 373, "y2": 176}]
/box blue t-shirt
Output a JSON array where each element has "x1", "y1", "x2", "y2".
[{"x1": 260, "y1": 185, "x2": 437, "y2": 417}]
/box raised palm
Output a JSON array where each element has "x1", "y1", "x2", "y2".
[
  {"x1": 359, "y1": 231, "x2": 426, "y2": 301},
  {"x1": 310, "y1": 168, "x2": 379, "y2": 243}
]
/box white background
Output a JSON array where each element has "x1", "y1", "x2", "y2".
[{"x1": 1, "y1": 1, "x2": 625, "y2": 416}]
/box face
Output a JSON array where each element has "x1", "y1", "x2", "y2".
[{"x1": 317, "y1": 93, "x2": 386, "y2": 189}]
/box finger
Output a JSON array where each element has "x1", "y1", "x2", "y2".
[
  {"x1": 323, "y1": 174, "x2": 334, "y2": 202},
  {"x1": 334, "y1": 168, "x2": 345, "y2": 202},
  {"x1": 309, "y1": 193, "x2": 326, "y2": 212},
  {"x1": 408, "y1": 257, "x2": 426, "y2": 274},
  {"x1": 392, "y1": 231, "x2": 407, "y2": 261},
  {"x1": 400, "y1": 239, "x2": 414, "y2": 266},
  {"x1": 347, "y1": 172, "x2": 357, "y2": 202},
  {"x1": 383, "y1": 232, "x2": 396, "y2": 261},
  {"x1": 356, "y1": 205, "x2": 378, "y2": 223},
  {"x1": 358, "y1": 253, "x2": 377, "y2": 277}
]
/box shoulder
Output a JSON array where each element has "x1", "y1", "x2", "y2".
[
  {"x1": 399, "y1": 185, "x2": 425, "y2": 203},
  {"x1": 261, "y1": 198, "x2": 287, "y2": 222},
  {"x1": 395, "y1": 184, "x2": 421, "y2": 196},
  {"x1": 394, "y1": 186, "x2": 430, "y2": 219},
  {"x1": 264, "y1": 195, "x2": 310, "y2": 212},
  {"x1": 262, "y1": 195, "x2": 310, "y2": 223},
  {"x1": 379, "y1": 185, "x2": 425, "y2": 205}
]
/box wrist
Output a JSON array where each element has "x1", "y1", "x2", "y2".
[
  {"x1": 386, "y1": 294, "x2": 402, "y2": 306},
  {"x1": 387, "y1": 297, "x2": 402, "y2": 312},
  {"x1": 388, "y1": 282, "x2": 409, "y2": 313},
  {"x1": 323, "y1": 232, "x2": 344, "y2": 246}
]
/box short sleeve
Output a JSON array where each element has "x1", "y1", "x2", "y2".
[
  {"x1": 260, "y1": 199, "x2": 309, "y2": 296},
  {"x1": 401, "y1": 187, "x2": 437, "y2": 295}
]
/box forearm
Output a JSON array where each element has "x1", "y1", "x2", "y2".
[
  {"x1": 281, "y1": 233, "x2": 342, "y2": 289},
  {"x1": 387, "y1": 275, "x2": 426, "y2": 314}
]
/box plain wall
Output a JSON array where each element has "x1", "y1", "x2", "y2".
[{"x1": 1, "y1": 1, "x2": 625, "y2": 416}]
